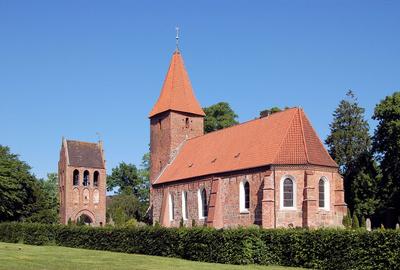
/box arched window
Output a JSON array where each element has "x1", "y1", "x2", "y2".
[
  {"x1": 73, "y1": 170, "x2": 79, "y2": 186},
  {"x1": 182, "y1": 191, "x2": 188, "y2": 220},
  {"x1": 319, "y1": 177, "x2": 330, "y2": 210},
  {"x1": 281, "y1": 177, "x2": 296, "y2": 209},
  {"x1": 93, "y1": 171, "x2": 99, "y2": 187},
  {"x1": 168, "y1": 193, "x2": 174, "y2": 221},
  {"x1": 240, "y1": 180, "x2": 250, "y2": 212},
  {"x1": 83, "y1": 170, "x2": 89, "y2": 186},
  {"x1": 198, "y1": 188, "x2": 208, "y2": 219}
]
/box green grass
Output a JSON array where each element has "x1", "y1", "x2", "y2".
[{"x1": 0, "y1": 242, "x2": 303, "y2": 270}]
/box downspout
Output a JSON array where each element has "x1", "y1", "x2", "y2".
[{"x1": 273, "y1": 167, "x2": 277, "y2": 228}]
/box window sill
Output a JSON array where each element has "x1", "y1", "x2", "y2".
[
  {"x1": 280, "y1": 207, "x2": 297, "y2": 211},
  {"x1": 240, "y1": 209, "x2": 249, "y2": 214}
]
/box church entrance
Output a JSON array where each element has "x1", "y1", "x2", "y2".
[{"x1": 77, "y1": 214, "x2": 93, "y2": 226}]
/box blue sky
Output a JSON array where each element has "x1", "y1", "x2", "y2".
[{"x1": 0, "y1": 1, "x2": 399, "y2": 179}]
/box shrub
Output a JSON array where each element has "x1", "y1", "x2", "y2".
[{"x1": 0, "y1": 222, "x2": 399, "y2": 269}]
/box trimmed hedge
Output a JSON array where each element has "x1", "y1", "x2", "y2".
[{"x1": 1, "y1": 223, "x2": 399, "y2": 269}]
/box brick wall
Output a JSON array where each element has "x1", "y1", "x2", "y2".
[{"x1": 151, "y1": 166, "x2": 346, "y2": 229}]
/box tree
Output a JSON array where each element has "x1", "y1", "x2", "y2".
[
  {"x1": 0, "y1": 145, "x2": 37, "y2": 222},
  {"x1": 372, "y1": 92, "x2": 400, "y2": 225},
  {"x1": 203, "y1": 102, "x2": 238, "y2": 133},
  {"x1": 325, "y1": 90, "x2": 379, "y2": 216},
  {"x1": 107, "y1": 162, "x2": 140, "y2": 195},
  {"x1": 326, "y1": 90, "x2": 371, "y2": 173},
  {"x1": 137, "y1": 153, "x2": 150, "y2": 204},
  {"x1": 352, "y1": 214, "x2": 360, "y2": 229},
  {"x1": 25, "y1": 173, "x2": 59, "y2": 224},
  {"x1": 107, "y1": 194, "x2": 143, "y2": 224}
]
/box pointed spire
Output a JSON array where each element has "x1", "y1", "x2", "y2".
[{"x1": 149, "y1": 50, "x2": 205, "y2": 118}]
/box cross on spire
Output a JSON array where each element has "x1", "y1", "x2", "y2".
[{"x1": 175, "y1": 26, "x2": 180, "y2": 51}]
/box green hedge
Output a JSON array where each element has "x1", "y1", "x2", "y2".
[{"x1": 1, "y1": 222, "x2": 399, "y2": 269}]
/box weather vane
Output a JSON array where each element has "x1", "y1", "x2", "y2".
[{"x1": 175, "y1": 26, "x2": 180, "y2": 51}]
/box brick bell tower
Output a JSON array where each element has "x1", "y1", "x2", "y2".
[
  {"x1": 149, "y1": 48, "x2": 205, "y2": 186},
  {"x1": 58, "y1": 138, "x2": 106, "y2": 226}
]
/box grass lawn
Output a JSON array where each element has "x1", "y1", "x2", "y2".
[{"x1": 0, "y1": 242, "x2": 303, "y2": 270}]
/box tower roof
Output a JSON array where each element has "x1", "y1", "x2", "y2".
[
  {"x1": 64, "y1": 139, "x2": 105, "y2": 169},
  {"x1": 149, "y1": 51, "x2": 205, "y2": 118}
]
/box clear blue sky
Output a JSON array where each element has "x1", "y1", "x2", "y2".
[{"x1": 0, "y1": 1, "x2": 399, "y2": 179}]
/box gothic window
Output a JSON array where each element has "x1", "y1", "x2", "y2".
[
  {"x1": 182, "y1": 191, "x2": 188, "y2": 220},
  {"x1": 169, "y1": 193, "x2": 174, "y2": 221},
  {"x1": 281, "y1": 177, "x2": 295, "y2": 209},
  {"x1": 158, "y1": 119, "x2": 162, "y2": 130},
  {"x1": 73, "y1": 170, "x2": 79, "y2": 186},
  {"x1": 240, "y1": 180, "x2": 250, "y2": 212},
  {"x1": 319, "y1": 177, "x2": 330, "y2": 210},
  {"x1": 83, "y1": 170, "x2": 90, "y2": 186},
  {"x1": 198, "y1": 188, "x2": 208, "y2": 219},
  {"x1": 93, "y1": 171, "x2": 99, "y2": 187}
]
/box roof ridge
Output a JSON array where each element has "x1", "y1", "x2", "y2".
[
  {"x1": 186, "y1": 108, "x2": 299, "y2": 143},
  {"x1": 298, "y1": 108, "x2": 310, "y2": 164},
  {"x1": 272, "y1": 108, "x2": 299, "y2": 164},
  {"x1": 66, "y1": 139, "x2": 99, "y2": 145}
]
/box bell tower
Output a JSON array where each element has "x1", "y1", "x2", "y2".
[{"x1": 149, "y1": 49, "x2": 205, "y2": 184}]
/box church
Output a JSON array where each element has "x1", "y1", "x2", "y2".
[{"x1": 149, "y1": 48, "x2": 347, "y2": 228}]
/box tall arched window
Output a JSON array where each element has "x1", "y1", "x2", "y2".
[
  {"x1": 168, "y1": 193, "x2": 174, "y2": 221},
  {"x1": 281, "y1": 177, "x2": 295, "y2": 209},
  {"x1": 198, "y1": 188, "x2": 208, "y2": 219},
  {"x1": 240, "y1": 180, "x2": 250, "y2": 212},
  {"x1": 319, "y1": 177, "x2": 330, "y2": 210},
  {"x1": 83, "y1": 170, "x2": 90, "y2": 186},
  {"x1": 73, "y1": 170, "x2": 79, "y2": 186},
  {"x1": 182, "y1": 191, "x2": 188, "y2": 220},
  {"x1": 93, "y1": 171, "x2": 99, "y2": 187}
]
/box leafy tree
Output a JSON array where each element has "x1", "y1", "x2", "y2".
[
  {"x1": 372, "y1": 92, "x2": 400, "y2": 222},
  {"x1": 107, "y1": 194, "x2": 143, "y2": 224},
  {"x1": 0, "y1": 145, "x2": 37, "y2": 221},
  {"x1": 326, "y1": 90, "x2": 379, "y2": 216},
  {"x1": 203, "y1": 102, "x2": 238, "y2": 133},
  {"x1": 24, "y1": 175, "x2": 59, "y2": 224},
  {"x1": 107, "y1": 162, "x2": 140, "y2": 195}
]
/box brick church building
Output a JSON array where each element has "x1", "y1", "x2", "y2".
[
  {"x1": 149, "y1": 49, "x2": 347, "y2": 228},
  {"x1": 58, "y1": 138, "x2": 106, "y2": 226}
]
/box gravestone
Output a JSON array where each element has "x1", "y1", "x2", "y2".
[{"x1": 366, "y1": 218, "x2": 372, "y2": 231}]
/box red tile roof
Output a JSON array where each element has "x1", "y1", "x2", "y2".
[
  {"x1": 66, "y1": 140, "x2": 105, "y2": 169},
  {"x1": 154, "y1": 108, "x2": 337, "y2": 184},
  {"x1": 149, "y1": 51, "x2": 205, "y2": 118}
]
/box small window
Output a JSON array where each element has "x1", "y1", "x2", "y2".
[
  {"x1": 185, "y1": 117, "x2": 190, "y2": 128},
  {"x1": 240, "y1": 180, "x2": 250, "y2": 212},
  {"x1": 169, "y1": 193, "x2": 174, "y2": 221},
  {"x1": 158, "y1": 119, "x2": 162, "y2": 130},
  {"x1": 83, "y1": 170, "x2": 90, "y2": 186},
  {"x1": 182, "y1": 191, "x2": 188, "y2": 220},
  {"x1": 283, "y1": 178, "x2": 294, "y2": 208},
  {"x1": 198, "y1": 188, "x2": 208, "y2": 219},
  {"x1": 159, "y1": 161, "x2": 162, "y2": 172},
  {"x1": 93, "y1": 171, "x2": 99, "y2": 187},
  {"x1": 73, "y1": 170, "x2": 79, "y2": 186}
]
